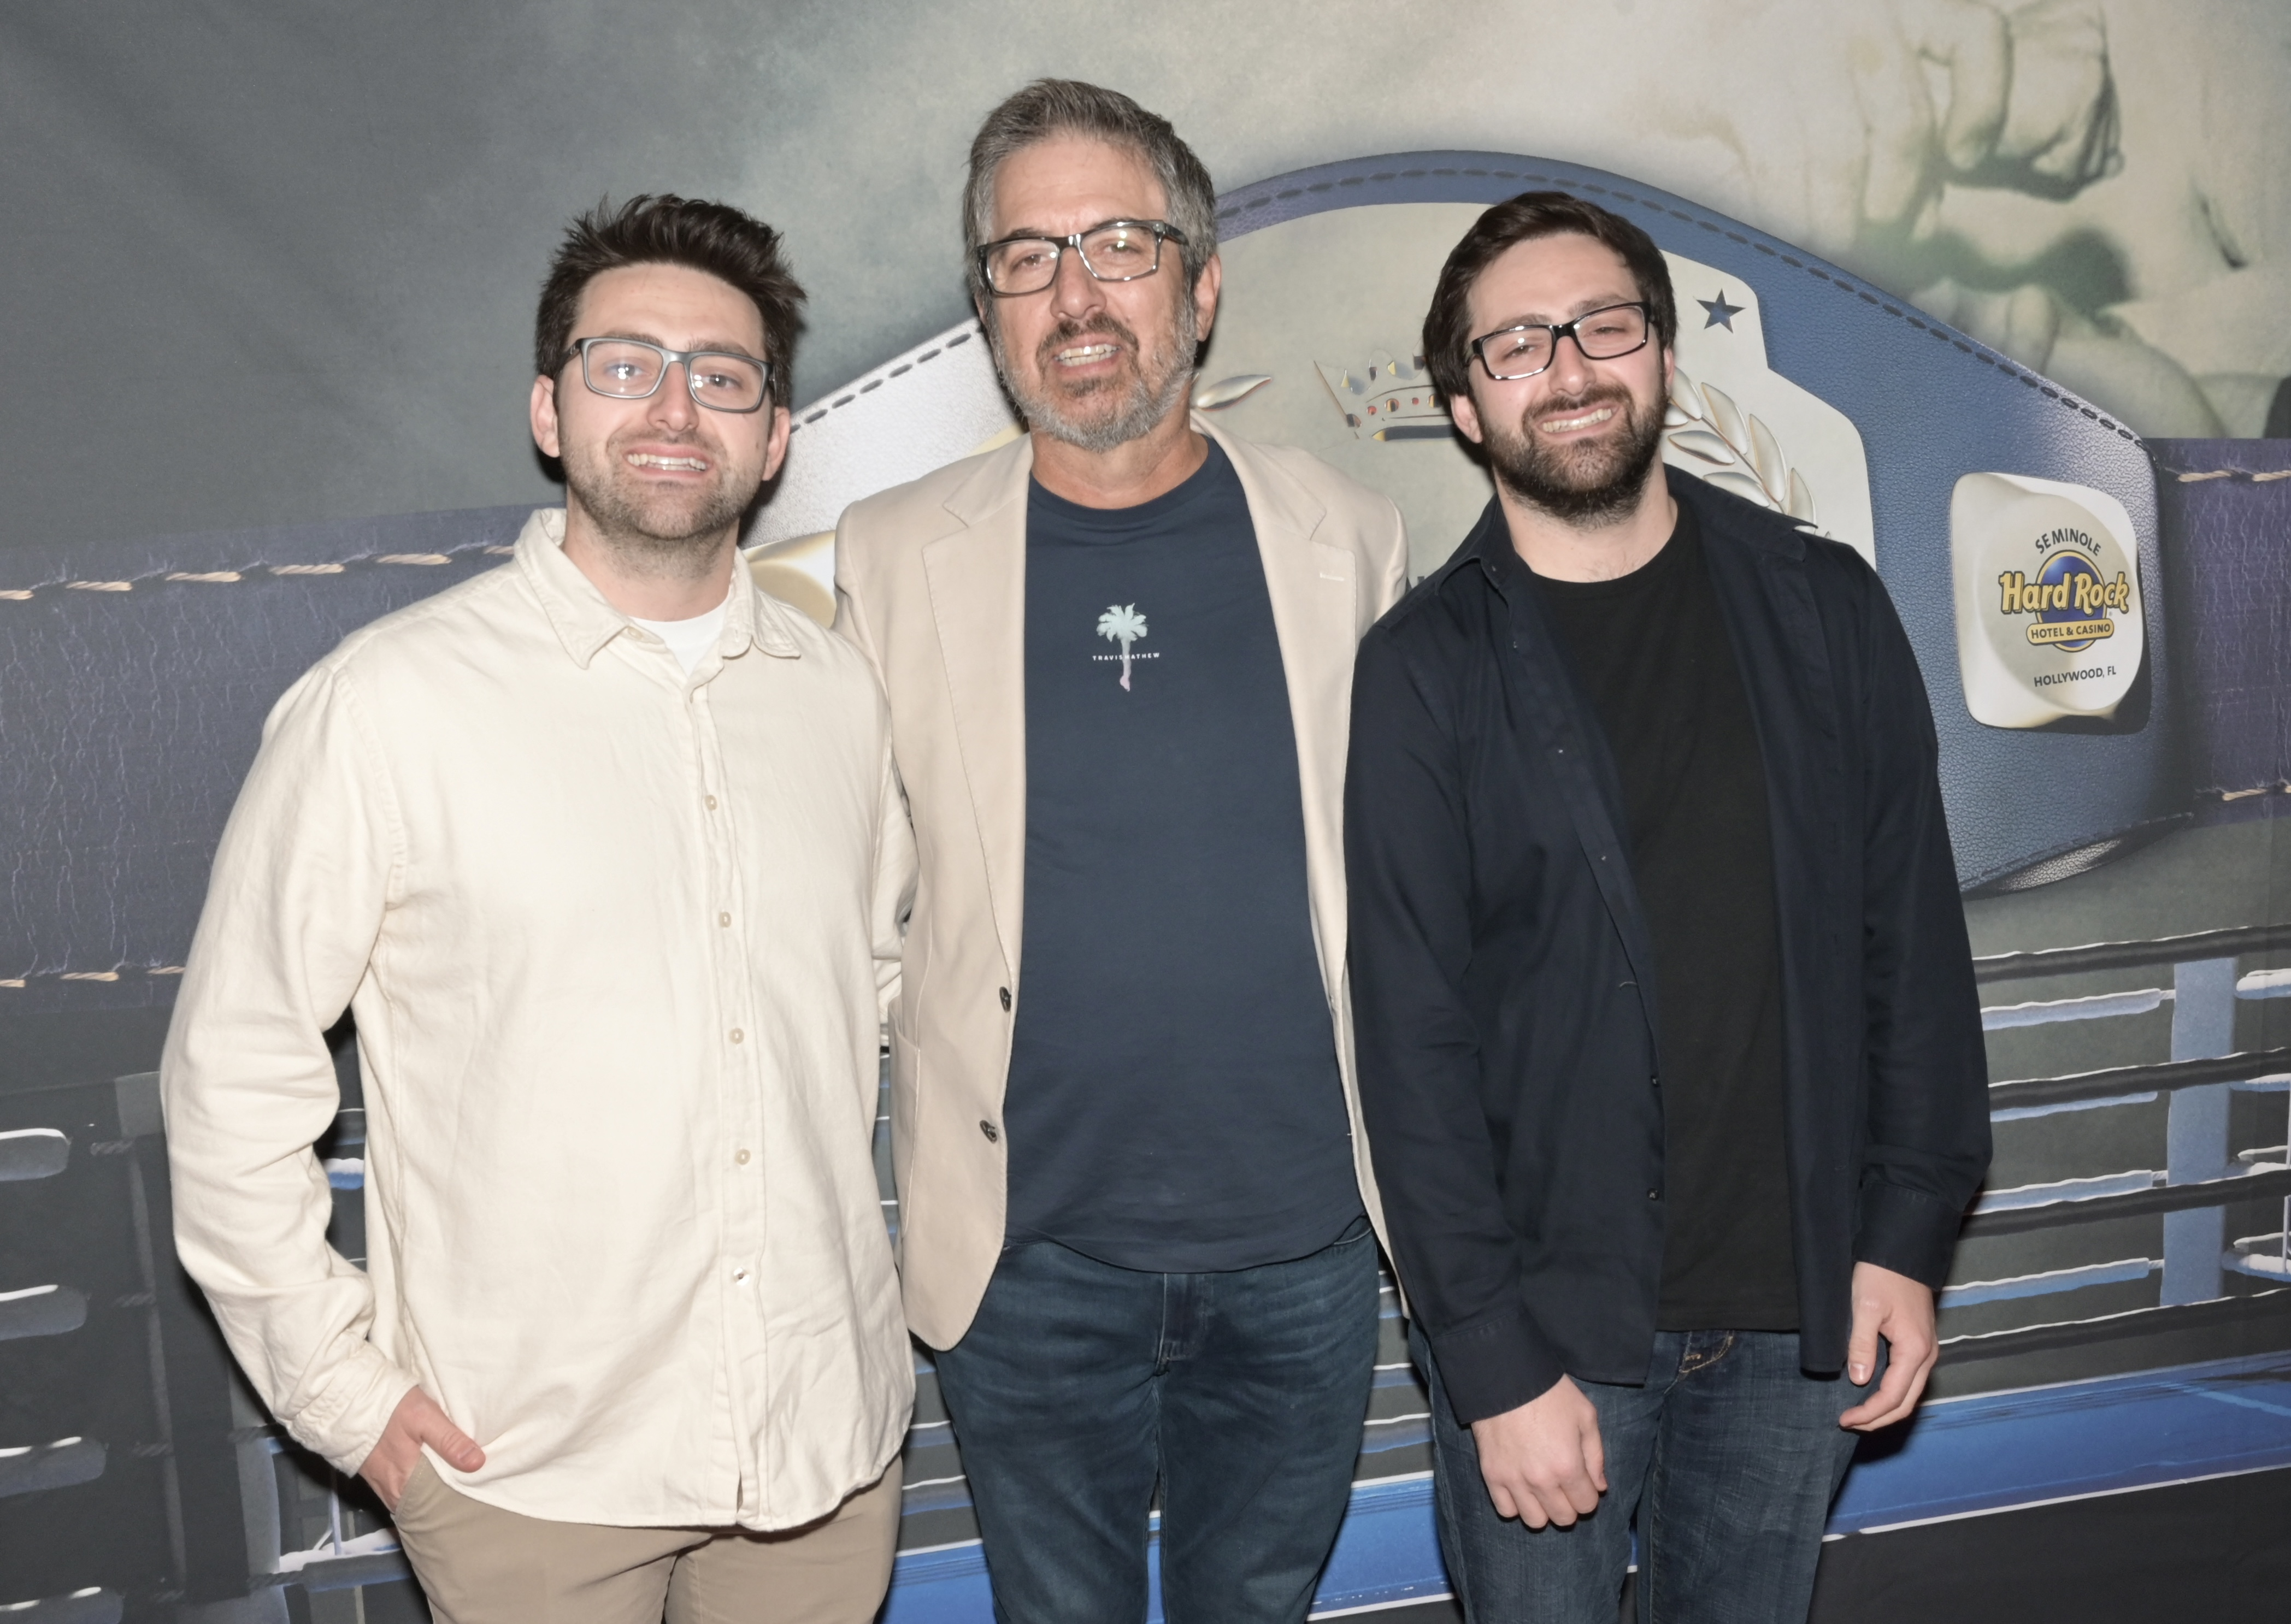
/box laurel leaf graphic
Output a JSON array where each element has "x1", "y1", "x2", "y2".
[{"x1": 1669, "y1": 426, "x2": 1737, "y2": 465}]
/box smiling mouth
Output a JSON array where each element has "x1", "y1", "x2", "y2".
[
  {"x1": 1054, "y1": 342, "x2": 1120, "y2": 367},
  {"x1": 627, "y1": 452, "x2": 709, "y2": 472},
  {"x1": 1540, "y1": 406, "x2": 1615, "y2": 434}
]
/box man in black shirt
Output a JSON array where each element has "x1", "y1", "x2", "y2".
[{"x1": 1346, "y1": 193, "x2": 1990, "y2": 1621}]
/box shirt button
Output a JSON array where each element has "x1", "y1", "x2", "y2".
[
  {"x1": 1647, "y1": 1188, "x2": 1662, "y2": 1200},
  {"x1": 979, "y1": 1120, "x2": 1000, "y2": 1143},
  {"x1": 718, "y1": 912, "x2": 732, "y2": 928},
  {"x1": 729, "y1": 1029, "x2": 744, "y2": 1044},
  {"x1": 735, "y1": 1149, "x2": 751, "y2": 1165},
  {"x1": 998, "y1": 987, "x2": 1012, "y2": 1011},
  {"x1": 733, "y1": 1268, "x2": 750, "y2": 1283},
  {"x1": 705, "y1": 795, "x2": 719, "y2": 811}
]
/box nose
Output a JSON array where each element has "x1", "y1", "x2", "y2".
[
  {"x1": 647, "y1": 361, "x2": 699, "y2": 430},
  {"x1": 1545, "y1": 328, "x2": 1597, "y2": 394},
  {"x1": 1045, "y1": 244, "x2": 1105, "y2": 323}
]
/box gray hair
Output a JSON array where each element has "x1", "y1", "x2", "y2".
[{"x1": 961, "y1": 79, "x2": 1218, "y2": 305}]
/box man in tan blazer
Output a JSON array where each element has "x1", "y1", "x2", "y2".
[{"x1": 835, "y1": 79, "x2": 1407, "y2": 1624}]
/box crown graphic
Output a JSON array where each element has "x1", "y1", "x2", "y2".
[{"x1": 1316, "y1": 352, "x2": 1454, "y2": 442}]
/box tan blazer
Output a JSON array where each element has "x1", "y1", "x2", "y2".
[{"x1": 834, "y1": 416, "x2": 1410, "y2": 1349}]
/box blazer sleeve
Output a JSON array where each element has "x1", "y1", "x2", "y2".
[
  {"x1": 1852, "y1": 574, "x2": 1993, "y2": 1286},
  {"x1": 1367, "y1": 495, "x2": 1410, "y2": 623},
  {"x1": 1347, "y1": 621, "x2": 1570, "y2": 1420}
]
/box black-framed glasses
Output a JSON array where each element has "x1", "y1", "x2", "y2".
[
  {"x1": 564, "y1": 338, "x2": 772, "y2": 413},
  {"x1": 976, "y1": 219, "x2": 1188, "y2": 297},
  {"x1": 1469, "y1": 302, "x2": 1651, "y2": 381}
]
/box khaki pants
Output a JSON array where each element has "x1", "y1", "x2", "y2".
[{"x1": 391, "y1": 1460, "x2": 900, "y2": 1624}]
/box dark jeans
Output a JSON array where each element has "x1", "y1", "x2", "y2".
[
  {"x1": 1415, "y1": 1324, "x2": 1874, "y2": 1624},
  {"x1": 931, "y1": 1226, "x2": 1381, "y2": 1624}
]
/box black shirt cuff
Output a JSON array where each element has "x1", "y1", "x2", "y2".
[
  {"x1": 1426, "y1": 1298, "x2": 1567, "y2": 1425},
  {"x1": 1854, "y1": 1180, "x2": 1968, "y2": 1290}
]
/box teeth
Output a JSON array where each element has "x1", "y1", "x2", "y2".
[
  {"x1": 1056, "y1": 344, "x2": 1117, "y2": 363},
  {"x1": 1541, "y1": 408, "x2": 1614, "y2": 433},
  {"x1": 628, "y1": 453, "x2": 707, "y2": 471}
]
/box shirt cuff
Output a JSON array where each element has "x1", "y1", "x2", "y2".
[
  {"x1": 1426, "y1": 1298, "x2": 1567, "y2": 1425},
  {"x1": 1853, "y1": 1179, "x2": 1968, "y2": 1290},
  {"x1": 285, "y1": 1338, "x2": 422, "y2": 1478}
]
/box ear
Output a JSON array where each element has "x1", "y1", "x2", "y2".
[
  {"x1": 1447, "y1": 383, "x2": 1488, "y2": 448},
  {"x1": 1192, "y1": 252, "x2": 1224, "y2": 341},
  {"x1": 760, "y1": 403, "x2": 793, "y2": 485},
  {"x1": 1661, "y1": 344, "x2": 1676, "y2": 393},
  {"x1": 531, "y1": 374, "x2": 563, "y2": 459}
]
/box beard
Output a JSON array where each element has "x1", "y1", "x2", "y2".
[
  {"x1": 1481, "y1": 382, "x2": 1665, "y2": 526},
  {"x1": 561, "y1": 428, "x2": 758, "y2": 573},
  {"x1": 990, "y1": 296, "x2": 1199, "y2": 453}
]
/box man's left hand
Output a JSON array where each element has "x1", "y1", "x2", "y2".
[{"x1": 1837, "y1": 1261, "x2": 1938, "y2": 1431}]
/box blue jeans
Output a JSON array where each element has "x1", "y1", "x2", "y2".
[
  {"x1": 932, "y1": 1226, "x2": 1381, "y2": 1624},
  {"x1": 1416, "y1": 1325, "x2": 1875, "y2": 1624}
]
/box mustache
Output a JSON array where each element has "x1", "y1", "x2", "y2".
[
  {"x1": 1524, "y1": 382, "x2": 1637, "y2": 426},
  {"x1": 1034, "y1": 314, "x2": 1139, "y2": 371}
]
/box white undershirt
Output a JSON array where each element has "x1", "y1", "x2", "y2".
[{"x1": 630, "y1": 593, "x2": 732, "y2": 675}]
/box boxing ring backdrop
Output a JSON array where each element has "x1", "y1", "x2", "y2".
[{"x1": 4, "y1": 152, "x2": 2289, "y2": 1623}]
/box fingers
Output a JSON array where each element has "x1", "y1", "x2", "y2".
[
  {"x1": 1482, "y1": 1461, "x2": 1598, "y2": 1528},
  {"x1": 422, "y1": 1411, "x2": 488, "y2": 1472},
  {"x1": 1849, "y1": 25, "x2": 1939, "y2": 229},
  {"x1": 1912, "y1": 0, "x2": 2013, "y2": 169},
  {"x1": 1482, "y1": 1469, "x2": 1522, "y2": 1524},
  {"x1": 401, "y1": 1387, "x2": 487, "y2": 1471},
  {"x1": 1846, "y1": 1310, "x2": 1880, "y2": 1387},
  {"x1": 1581, "y1": 1408, "x2": 1608, "y2": 1496},
  {"x1": 1840, "y1": 1327, "x2": 1935, "y2": 1430},
  {"x1": 1852, "y1": 1317, "x2": 1940, "y2": 1431}
]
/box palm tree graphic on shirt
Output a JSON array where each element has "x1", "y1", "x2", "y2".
[{"x1": 1097, "y1": 604, "x2": 1149, "y2": 690}]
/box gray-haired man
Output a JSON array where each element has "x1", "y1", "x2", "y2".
[{"x1": 834, "y1": 80, "x2": 1409, "y2": 1624}]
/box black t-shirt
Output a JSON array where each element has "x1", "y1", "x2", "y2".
[
  {"x1": 1005, "y1": 440, "x2": 1364, "y2": 1273},
  {"x1": 1531, "y1": 503, "x2": 1799, "y2": 1330}
]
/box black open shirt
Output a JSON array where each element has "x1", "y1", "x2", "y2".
[{"x1": 1345, "y1": 470, "x2": 1990, "y2": 1425}]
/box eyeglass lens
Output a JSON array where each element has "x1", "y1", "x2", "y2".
[
  {"x1": 985, "y1": 223, "x2": 1164, "y2": 294},
  {"x1": 1479, "y1": 305, "x2": 1649, "y2": 379},
  {"x1": 582, "y1": 341, "x2": 767, "y2": 410}
]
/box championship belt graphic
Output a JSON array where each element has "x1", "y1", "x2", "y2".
[{"x1": 749, "y1": 152, "x2": 2241, "y2": 895}]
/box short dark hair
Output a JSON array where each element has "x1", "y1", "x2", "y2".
[
  {"x1": 1421, "y1": 191, "x2": 1677, "y2": 405},
  {"x1": 534, "y1": 194, "x2": 805, "y2": 408},
  {"x1": 961, "y1": 79, "x2": 1218, "y2": 305}
]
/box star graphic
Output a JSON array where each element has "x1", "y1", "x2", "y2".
[{"x1": 1698, "y1": 290, "x2": 1744, "y2": 330}]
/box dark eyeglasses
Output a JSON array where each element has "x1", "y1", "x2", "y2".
[{"x1": 1469, "y1": 303, "x2": 1651, "y2": 381}]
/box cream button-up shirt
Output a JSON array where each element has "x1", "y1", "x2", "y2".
[{"x1": 162, "y1": 509, "x2": 916, "y2": 1531}]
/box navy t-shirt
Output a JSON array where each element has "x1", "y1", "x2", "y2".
[{"x1": 1006, "y1": 440, "x2": 1363, "y2": 1272}]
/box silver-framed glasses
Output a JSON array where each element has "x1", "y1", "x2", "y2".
[
  {"x1": 977, "y1": 220, "x2": 1188, "y2": 297},
  {"x1": 566, "y1": 338, "x2": 771, "y2": 413}
]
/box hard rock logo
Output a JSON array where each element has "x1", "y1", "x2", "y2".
[
  {"x1": 1996, "y1": 552, "x2": 2135, "y2": 651},
  {"x1": 1951, "y1": 473, "x2": 2146, "y2": 730}
]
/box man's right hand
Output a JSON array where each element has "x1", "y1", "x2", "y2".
[
  {"x1": 1468, "y1": 1375, "x2": 1607, "y2": 1528},
  {"x1": 358, "y1": 1386, "x2": 486, "y2": 1511}
]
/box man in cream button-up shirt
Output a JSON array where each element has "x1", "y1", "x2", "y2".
[{"x1": 163, "y1": 197, "x2": 915, "y2": 1624}]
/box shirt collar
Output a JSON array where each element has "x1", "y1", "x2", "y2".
[
  {"x1": 514, "y1": 507, "x2": 800, "y2": 669},
  {"x1": 1455, "y1": 496, "x2": 1524, "y2": 599}
]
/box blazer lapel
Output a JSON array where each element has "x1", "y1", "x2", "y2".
[
  {"x1": 1210, "y1": 418, "x2": 1358, "y2": 1001},
  {"x1": 921, "y1": 440, "x2": 1034, "y2": 972}
]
